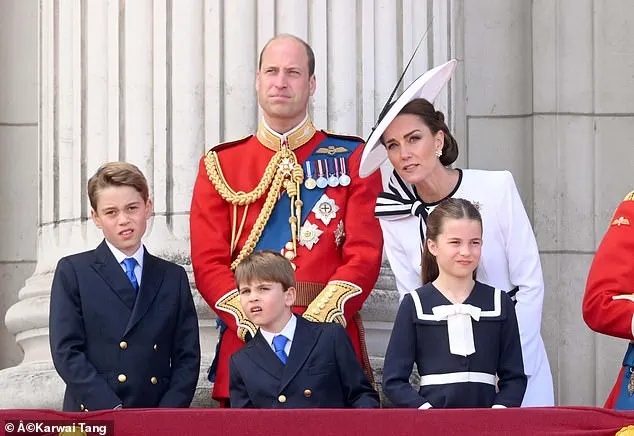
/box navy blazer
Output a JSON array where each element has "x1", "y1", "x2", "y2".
[
  {"x1": 49, "y1": 240, "x2": 201, "y2": 411},
  {"x1": 229, "y1": 316, "x2": 379, "y2": 408}
]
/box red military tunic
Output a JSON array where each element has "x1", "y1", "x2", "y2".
[
  {"x1": 583, "y1": 191, "x2": 634, "y2": 408},
  {"x1": 190, "y1": 118, "x2": 383, "y2": 402}
]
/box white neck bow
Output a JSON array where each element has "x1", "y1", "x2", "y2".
[{"x1": 432, "y1": 304, "x2": 482, "y2": 357}]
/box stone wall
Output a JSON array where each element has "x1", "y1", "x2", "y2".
[{"x1": 2, "y1": 0, "x2": 634, "y2": 408}]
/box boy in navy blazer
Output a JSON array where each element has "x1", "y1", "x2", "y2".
[
  {"x1": 229, "y1": 250, "x2": 379, "y2": 408},
  {"x1": 49, "y1": 162, "x2": 200, "y2": 411}
]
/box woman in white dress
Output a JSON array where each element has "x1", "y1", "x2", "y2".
[{"x1": 360, "y1": 60, "x2": 554, "y2": 407}]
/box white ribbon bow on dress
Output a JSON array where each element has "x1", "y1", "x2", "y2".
[{"x1": 432, "y1": 304, "x2": 482, "y2": 357}]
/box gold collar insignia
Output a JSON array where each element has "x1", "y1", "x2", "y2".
[
  {"x1": 257, "y1": 117, "x2": 316, "y2": 151},
  {"x1": 612, "y1": 216, "x2": 630, "y2": 227},
  {"x1": 315, "y1": 145, "x2": 349, "y2": 156}
]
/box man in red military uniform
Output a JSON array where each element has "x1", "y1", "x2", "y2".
[
  {"x1": 583, "y1": 190, "x2": 634, "y2": 409},
  {"x1": 190, "y1": 34, "x2": 383, "y2": 406}
]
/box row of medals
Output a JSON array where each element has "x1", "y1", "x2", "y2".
[{"x1": 303, "y1": 156, "x2": 351, "y2": 190}]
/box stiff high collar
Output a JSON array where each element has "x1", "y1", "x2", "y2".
[{"x1": 256, "y1": 115, "x2": 316, "y2": 151}]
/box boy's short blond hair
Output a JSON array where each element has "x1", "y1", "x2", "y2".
[
  {"x1": 234, "y1": 250, "x2": 296, "y2": 291},
  {"x1": 87, "y1": 162, "x2": 149, "y2": 211}
]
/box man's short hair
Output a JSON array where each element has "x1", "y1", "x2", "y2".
[
  {"x1": 87, "y1": 162, "x2": 149, "y2": 211},
  {"x1": 258, "y1": 34, "x2": 315, "y2": 77},
  {"x1": 235, "y1": 250, "x2": 296, "y2": 291}
]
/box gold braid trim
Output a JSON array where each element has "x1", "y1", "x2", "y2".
[
  {"x1": 624, "y1": 190, "x2": 634, "y2": 202},
  {"x1": 230, "y1": 170, "x2": 286, "y2": 270},
  {"x1": 302, "y1": 280, "x2": 363, "y2": 327},
  {"x1": 616, "y1": 425, "x2": 634, "y2": 436},
  {"x1": 204, "y1": 147, "x2": 303, "y2": 271},
  {"x1": 215, "y1": 290, "x2": 257, "y2": 342},
  {"x1": 205, "y1": 150, "x2": 282, "y2": 205}
]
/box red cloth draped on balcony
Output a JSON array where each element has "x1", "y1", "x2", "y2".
[{"x1": 2, "y1": 407, "x2": 634, "y2": 436}]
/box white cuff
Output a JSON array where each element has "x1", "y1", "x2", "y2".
[
  {"x1": 611, "y1": 294, "x2": 634, "y2": 302},
  {"x1": 492, "y1": 404, "x2": 507, "y2": 409},
  {"x1": 418, "y1": 402, "x2": 433, "y2": 409}
]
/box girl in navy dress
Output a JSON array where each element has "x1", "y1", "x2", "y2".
[{"x1": 382, "y1": 198, "x2": 527, "y2": 408}]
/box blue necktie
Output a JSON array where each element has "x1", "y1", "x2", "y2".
[
  {"x1": 272, "y1": 335, "x2": 288, "y2": 364},
  {"x1": 122, "y1": 258, "x2": 139, "y2": 291}
]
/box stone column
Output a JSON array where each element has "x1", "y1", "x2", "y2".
[
  {"x1": 0, "y1": 0, "x2": 213, "y2": 408},
  {"x1": 532, "y1": 0, "x2": 634, "y2": 406},
  {"x1": 0, "y1": 0, "x2": 451, "y2": 408},
  {"x1": 0, "y1": 0, "x2": 83, "y2": 408},
  {"x1": 0, "y1": 0, "x2": 38, "y2": 372}
]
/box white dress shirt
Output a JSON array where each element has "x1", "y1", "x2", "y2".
[
  {"x1": 105, "y1": 240, "x2": 144, "y2": 288},
  {"x1": 260, "y1": 314, "x2": 297, "y2": 357}
]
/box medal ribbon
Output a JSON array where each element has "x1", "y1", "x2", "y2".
[{"x1": 255, "y1": 136, "x2": 361, "y2": 253}]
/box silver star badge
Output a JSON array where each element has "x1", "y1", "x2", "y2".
[
  {"x1": 312, "y1": 194, "x2": 340, "y2": 226},
  {"x1": 299, "y1": 220, "x2": 323, "y2": 250}
]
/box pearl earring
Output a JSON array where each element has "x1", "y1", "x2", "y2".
[{"x1": 435, "y1": 149, "x2": 442, "y2": 158}]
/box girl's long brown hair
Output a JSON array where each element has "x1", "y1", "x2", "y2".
[{"x1": 421, "y1": 198, "x2": 483, "y2": 284}]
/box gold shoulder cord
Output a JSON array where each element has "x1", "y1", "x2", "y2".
[{"x1": 204, "y1": 143, "x2": 304, "y2": 270}]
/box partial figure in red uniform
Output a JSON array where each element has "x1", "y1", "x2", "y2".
[
  {"x1": 583, "y1": 190, "x2": 634, "y2": 409},
  {"x1": 190, "y1": 34, "x2": 384, "y2": 406}
]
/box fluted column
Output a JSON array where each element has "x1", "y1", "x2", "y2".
[
  {"x1": 0, "y1": 0, "x2": 452, "y2": 408},
  {"x1": 0, "y1": 0, "x2": 211, "y2": 408}
]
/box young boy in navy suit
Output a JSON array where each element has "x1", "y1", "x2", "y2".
[
  {"x1": 229, "y1": 250, "x2": 379, "y2": 408},
  {"x1": 49, "y1": 162, "x2": 200, "y2": 411}
]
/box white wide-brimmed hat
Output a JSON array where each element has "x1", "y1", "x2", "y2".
[{"x1": 359, "y1": 59, "x2": 458, "y2": 178}]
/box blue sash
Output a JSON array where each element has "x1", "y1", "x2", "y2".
[
  {"x1": 614, "y1": 343, "x2": 634, "y2": 410},
  {"x1": 255, "y1": 136, "x2": 360, "y2": 251}
]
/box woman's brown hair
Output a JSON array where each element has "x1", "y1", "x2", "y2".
[
  {"x1": 421, "y1": 198, "x2": 483, "y2": 284},
  {"x1": 389, "y1": 98, "x2": 459, "y2": 166}
]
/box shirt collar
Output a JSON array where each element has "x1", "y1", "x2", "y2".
[
  {"x1": 260, "y1": 313, "x2": 297, "y2": 347},
  {"x1": 105, "y1": 240, "x2": 145, "y2": 269},
  {"x1": 256, "y1": 115, "x2": 316, "y2": 151}
]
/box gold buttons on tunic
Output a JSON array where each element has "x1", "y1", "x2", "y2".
[
  {"x1": 278, "y1": 394, "x2": 287, "y2": 403},
  {"x1": 303, "y1": 389, "x2": 312, "y2": 397},
  {"x1": 117, "y1": 374, "x2": 127, "y2": 383},
  {"x1": 284, "y1": 251, "x2": 296, "y2": 260},
  {"x1": 80, "y1": 404, "x2": 85, "y2": 411},
  {"x1": 153, "y1": 344, "x2": 158, "y2": 351},
  {"x1": 285, "y1": 242, "x2": 294, "y2": 251},
  {"x1": 119, "y1": 341, "x2": 128, "y2": 350},
  {"x1": 150, "y1": 377, "x2": 158, "y2": 385}
]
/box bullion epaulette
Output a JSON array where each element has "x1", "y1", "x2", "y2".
[
  {"x1": 302, "y1": 280, "x2": 362, "y2": 327},
  {"x1": 215, "y1": 289, "x2": 257, "y2": 341},
  {"x1": 206, "y1": 135, "x2": 252, "y2": 154},
  {"x1": 624, "y1": 190, "x2": 634, "y2": 202},
  {"x1": 321, "y1": 130, "x2": 364, "y2": 143}
]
